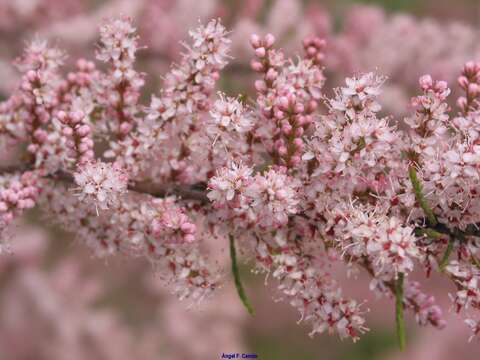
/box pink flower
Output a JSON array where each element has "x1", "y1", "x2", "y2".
[
  {"x1": 244, "y1": 167, "x2": 301, "y2": 228},
  {"x1": 73, "y1": 161, "x2": 128, "y2": 211},
  {"x1": 207, "y1": 162, "x2": 253, "y2": 204},
  {"x1": 466, "y1": 318, "x2": 480, "y2": 342},
  {"x1": 210, "y1": 94, "x2": 253, "y2": 133}
]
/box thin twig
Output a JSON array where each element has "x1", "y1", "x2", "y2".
[
  {"x1": 439, "y1": 238, "x2": 455, "y2": 271},
  {"x1": 395, "y1": 272, "x2": 406, "y2": 351},
  {"x1": 409, "y1": 166, "x2": 437, "y2": 226},
  {"x1": 229, "y1": 234, "x2": 255, "y2": 316}
]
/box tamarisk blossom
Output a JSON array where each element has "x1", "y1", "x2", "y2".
[
  {"x1": 334, "y1": 205, "x2": 421, "y2": 280},
  {"x1": 303, "y1": 72, "x2": 403, "y2": 217},
  {"x1": 0, "y1": 171, "x2": 41, "y2": 252},
  {"x1": 250, "y1": 33, "x2": 324, "y2": 168},
  {"x1": 73, "y1": 161, "x2": 128, "y2": 212},
  {"x1": 12, "y1": 39, "x2": 66, "y2": 170},
  {"x1": 245, "y1": 167, "x2": 301, "y2": 228},
  {"x1": 405, "y1": 281, "x2": 446, "y2": 329},
  {"x1": 111, "y1": 19, "x2": 232, "y2": 182},
  {"x1": 303, "y1": 35, "x2": 327, "y2": 66},
  {"x1": 57, "y1": 110, "x2": 94, "y2": 167},
  {"x1": 253, "y1": 227, "x2": 368, "y2": 341},
  {"x1": 446, "y1": 261, "x2": 480, "y2": 313},
  {"x1": 208, "y1": 161, "x2": 253, "y2": 206},
  {"x1": 146, "y1": 19, "x2": 231, "y2": 127},
  {"x1": 210, "y1": 94, "x2": 253, "y2": 134},
  {"x1": 466, "y1": 319, "x2": 480, "y2": 342},
  {"x1": 208, "y1": 163, "x2": 301, "y2": 229},
  {"x1": 96, "y1": 16, "x2": 145, "y2": 140}
]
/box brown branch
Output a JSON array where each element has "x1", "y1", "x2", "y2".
[
  {"x1": 0, "y1": 165, "x2": 208, "y2": 203},
  {"x1": 131, "y1": 181, "x2": 208, "y2": 203}
]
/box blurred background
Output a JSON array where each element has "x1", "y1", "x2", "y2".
[{"x1": 2, "y1": 1, "x2": 480, "y2": 359}]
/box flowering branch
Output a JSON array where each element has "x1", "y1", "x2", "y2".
[{"x1": 3, "y1": 12, "x2": 480, "y2": 345}]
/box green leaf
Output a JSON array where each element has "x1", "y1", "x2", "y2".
[
  {"x1": 395, "y1": 273, "x2": 406, "y2": 351},
  {"x1": 409, "y1": 166, "x2": 437, "y2": 226},
  {"x1": 439, "y1": 238, "x2": 454, "y2": 271},
  {"x1": 230, "y1": 234, "x2": 255, "y2": 315}
]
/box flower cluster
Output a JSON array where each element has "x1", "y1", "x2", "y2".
[
  {"x1": 3, "y1": 12, "x2": 480, "y2": 345},
  {"x1": 147, "y1": 19, "x2": 230, "y2": 126},
  {"x1": 208, "y1": 163, "x2": 301, "y2": 229},
  {"x1": 57, "y1": 110, "x2": 94, "y2": 167},
  {"x1": 332, "y1": 205, "x2": 421, "y2": 280},
  {"x1": 446, "y1": 261, "x2": 480, "y2": 312},
  {"x1": 250, "y1": 32, "x2": 324, "y2": 168},
  {"x1": 96, "y1": 16, "x2": 144, "y2": 140},
  {"x1": 0, "y1": 171, "x2": 41, "y2": 252},
  {"x1": 73, "y1": 161, "x2": 128, "y2": 211},
  {"x1": 404, "y1": 280, "x2": 446, "y2": 329},
  {"x1": 210, "y1": 94, "x2": 253, "y2": 134},
  {"x1": 254, "y1": 228, "x2": 367, "y2": 341}
]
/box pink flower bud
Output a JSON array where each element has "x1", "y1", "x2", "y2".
[
  {"x1": 2, "y1": 213, "x2": 13, "y2": 223},
  {"x1": 315, "y1": 53, "x2": 325, "y2": 63},
  {"x1": 250, "y1": 34, "x2": 261, "y2": 48},
  {"x1": 62, "y1": 127, "x2": 73, "y2": 136},
  {"x1": 294, "y1": 103, "x2": 304, "y2": 114},
  {"x1": 57, "y1": 111, "x2": 67, "y2": 122},
  {"x1": 83, "y1": 138, "x2": 94, "y2": 148},
  {"x1": 457, "y1": 96, "x2": 468, "y2": 111},
  {"x1": 181, "y1": 222, "x2": 196, "y2": 234},
  {"x1": 71, "y1": 111, "x2": 85, "y2": 123},
  {"x1": 468, "y1": 83, "x2": 480, "y2": 97},
  {"x1": 33, "y1": 129, "x2": 47, "y2": 143},
  {"x1": 67, "y1": 73, "x2": 76, "y2": 82},
  {"x1": 307, "y1": 46, "x2": 317, "y2": 57},
  {"x1": 315, "y1": 38, "x2": 326, "y2": 48},
  {"x1": 295, "y1": 127, "x2": 304, "y2": 136},
  {"x1": 254, "y1": 80, "x2": 267, "y2": 92},
  {"x1": 83, "y1": 150, "x2": 95, "y2": 160},
  {"x1": 264, "y1": 33, "x2": 275, "y2": 48},
  {"x1": 282, "y1": 124, "x2": 292, "y2": 134},
  {"x1": 419, "y1": 75, "x2": 433, "y2": 90},
  {"x1": 275, "y1": 139, "x2": 285, "y2": 148},
  {"x1": 274, "y1": 110, "x2": 284, "y2": 119},
  {"x1": 250, "y1": 60, "x2": 264, "y2": 72},
  {"x1": 458, "y1": 76, "x2": 469, "y2": 89},
  {"x1": 278, "y1": 96, "x2": 289, "y2": 110},
  {"x1": 266, "y1": 68, "x2": 277, "y2": 82},
  {"x1": 78, "y1": 144, "x2": 90, "y2": 155},
  {"x1": 21, "y1": 81, "x2": 32, "y2": 91},
  {"x1": 77, "y1": 58, "x2": 87, "y2": 69},
  {"x1": 277, "y1": 146, "x2": 288, "y2": 155},
  {"x1": 436, "y1": 80, "x2": 448, "y2": 92},
  {"x1": 184, "y1": 234, "x2": 195, "y2": 243},
  {"x1": 464, "y1": 61, "x2": 477, "y2": 76},
  {"x1": 27, "y1": 144, "x2": 38, "y2": 153},
  {"x1": 255, "y1": 47, "x2": 266, "y2": 58},
  {"x1": 77, "y1": 125, "x2": 91, "y2": 137},
  {"x1": 290, "y1": 155, "x2": 301, "y2": 166},
  {"x1": 293, "y1": 138, "x2": 304, "y2": 147},
  {"x1": 120, "y1": 122, "x2": 133, "y2": 135},
  {"x1": 6, "y1": 192, "x2": 18, "y2": 203},
  {"x1": 26, "y1": 70, "x2": 37, "y2": 82}
]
